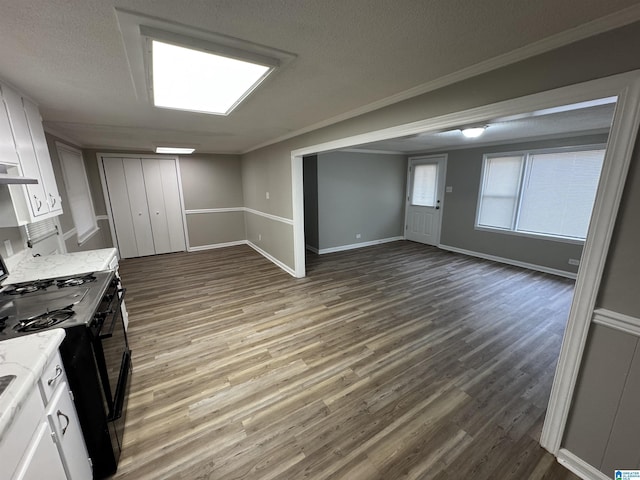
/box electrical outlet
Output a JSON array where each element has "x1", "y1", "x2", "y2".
[
  {"x1": 4, "y1": 240, "x2": 13, "y2": 257},
  {"x1": 568, "y1": 258, "x2": 580, "y2": 266},
  {"x1": 355, "y1": 233, "x2": 361, "y2": 239},
  {"x1": 446, "y1": 186, "x2": 453, "y2": 193},
  {"x1": 266, "y1": 192, "x2": 270, "y2": 200},
  {"x1": 258, "y1": 234, "x2": 262, "y2": 241}
]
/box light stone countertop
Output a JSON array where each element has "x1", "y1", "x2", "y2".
[
  {"x1": 0, "y1": 329, "x2": 66, "y2": 439},
  {"x1": 2, "y1": 248, "x2": 118, "y2": 285}
]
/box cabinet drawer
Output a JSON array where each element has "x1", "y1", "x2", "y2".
[
  {"x1": 38, "y1": 351, "x2": 67, "y2": 405},
  {"x1": 0, "y1": 386, "x2": 43, "y2": 479}
]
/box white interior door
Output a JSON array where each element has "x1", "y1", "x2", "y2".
[
  {"x1": 142, "y1": 158, "x2": 185, "y2": 254},
  {"x1": 123, "y1": 160, "x2": 155, "y2": 257},
  {"x1": 404, "y1": 155, "x2": 447, "y2": 245}
]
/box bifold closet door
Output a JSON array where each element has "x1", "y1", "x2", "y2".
[
  {"x1": 141, "y1": 158, "x2": 185, "y2": 254},
  {"x1": 103, "y1": 158, "x2": 155, "y2": 258}
]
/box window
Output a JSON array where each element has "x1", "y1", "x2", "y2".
[
  {"x1": 411, "y1": 164, "x2": 438, "y2": 206},
  {"x1": 476, "y1": 147, "x2": 605, "y2": 241},
  {"x1": 56, "y1": 143, "x2": 98, "y2": 244}
]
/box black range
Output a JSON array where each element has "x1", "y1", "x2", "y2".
[{"x1": 0, "y1": 269, "x2": 132, "y2": 480}]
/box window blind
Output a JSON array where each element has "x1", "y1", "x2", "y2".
[
  {"x1": 477, "y1": 155, "x2": 523, "y2": 229},
  {"x1": 411, "y1": 164, "x2": 438, "y2": 206}
]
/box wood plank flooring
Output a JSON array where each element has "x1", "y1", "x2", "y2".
[{"x1": 111, "y1": 241, "x2": 580, "y2": 480}]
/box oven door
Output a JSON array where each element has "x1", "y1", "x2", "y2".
[{"x1": 92, "y1": 283, "x2": 130, "y2": 449}]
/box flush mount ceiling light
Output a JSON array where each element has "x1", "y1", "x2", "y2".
[
  {"x1": 155, "y1": 146, "x2": 195, "y2": 154},
  {"x1": 461, "y1": 126, "x2": 487, "y2": 138},
  {"x1": 114, "y1": 10, "x2": 296, "y2": 116},
  {"x1": 151, "y1": 40, "x2": 273, "y2": 115}
]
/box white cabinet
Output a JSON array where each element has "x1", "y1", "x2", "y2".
[
  {"x1": 101, "y1": 156, "x2": 186, "y2": 259},
  {"x1": 13, "y1": 423, "x2": 68, "y2": 480},
  {"x1": 1, "y1": 352, "x2": 92, "y2": 480},
  {"x1": 0, "y1": 91, "x2": 19, "y2": 165},
  {"x1": 0, "y1": 82, "x2": 63, "y2": 226}
]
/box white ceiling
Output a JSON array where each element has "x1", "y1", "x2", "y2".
[
  {"x1": 350, "y1": 102, "x2": 616, "y2": 154},
  {"x1": 0, "y1": 1, "x2": 639, "y2": 154}
]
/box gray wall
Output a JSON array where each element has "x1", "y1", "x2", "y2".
[
  {"x1": 303, "y1": 155, "x2": 319, "y2": 250},
  {"x1": 437, "y1": 134, "x2": 608, "y2": 274},
  {"x1": 562, "y1": 125, "x2": 640, "y2": 471},
  {"x1": 316, "y1": 151, "x2": 406, "y2": 250},
  {"x1": 238, "y1": 20, "x2": 640, "y2": 477},
  {"x1": 84, "y1": 149, "x2": 245, "y2": 250},
  {"x1": 240, "y1": 21, "x2": 640, "y2": 272}
]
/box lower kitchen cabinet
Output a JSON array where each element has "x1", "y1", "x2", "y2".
[
  {"x1": 2, "y1": 356, "x2": 92, "y2": 480},
  {"x1": 13, "y1": 422, "x2": 68, "y2": 480}
]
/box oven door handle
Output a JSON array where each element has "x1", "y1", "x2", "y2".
[{"x1": 98, "y1": 288, "x2": 126, "y2": 340}]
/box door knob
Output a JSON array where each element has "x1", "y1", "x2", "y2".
[
  {"x1": 138, "y1": 212, "x2": 142, "y2": 216},
  {"x1": 156, "y1": 211, "x2": 160, "y2": 215}
]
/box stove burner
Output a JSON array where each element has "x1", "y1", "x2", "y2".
[
  {"x1": 3, "y1": 279, "x2": 55, "y2": 295},
  {"x1": 56, "y1": 274, "x2": 96, "y2": 288},
  {"x1": 15, "y1": 307, "x2": 75, "y2": 332}
]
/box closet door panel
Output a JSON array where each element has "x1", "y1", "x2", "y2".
[
  {"x1": 102, "y1": 158, "x2": 139, "y2": 259},
  {"x1": 159, "y1": 159, "x2": 186, "y2": 253},
  {"x1": 141, "y1": 158, "x2": 171, "y2": 255},
  {"x1": 123, "y1": 160, "x2": 155, "y2": 257}
]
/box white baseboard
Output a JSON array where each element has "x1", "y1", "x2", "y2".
[
  {"x1": 318, "y1": 236, "x2": 404, "y2": 255},
  {"x1": 188, "y1": 240, "x2": 247, "y2": 252},
  {"x1": 438, "y1": 244, "x2": 577, "y2": 279},
  {"x1": 306, "y1": 244, "x2": 319, "y2": 254},
  {"x1": 247, "y1": 241, "x2": 296, "y2": 277},
  {"x1": 557, "y1": 449, "x2": 610, "y2": 480},
  {"x1": 593, "y1": 308, "x2": 640, "y2": 338}
]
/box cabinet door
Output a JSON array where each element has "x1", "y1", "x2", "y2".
[
  {"x1": 13, "y1": 422, "x2": 67, "y2": 480},
  {"x1": 0, "y1": 90, "x2": 19, "y2": 165},
  {"x1": 123, "y1": 159, "x2": 155, "y2": 256},
  {"x1": 23, "y1": 99, "x2": 62, "y2": 214},
  {"x1": 1, "y1": 85, "x2": 48, "y2": 217},
  {"x1": 47, "y1": 383, "x2": 92, "y2": 480}
]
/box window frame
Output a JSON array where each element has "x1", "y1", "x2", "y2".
[
  {"x1": 55, "y1": 142, "x2": 99, "y2": 245},
  {"x1": 475, "y1": 143, "x2": 607, "y2": 245}
]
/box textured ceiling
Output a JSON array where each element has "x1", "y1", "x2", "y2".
[
  {"x1": 351, "y1": 103, "x2": 616, "y2": 153},
  {"x1": 0, "y1": 1, "x2": 638, "y2": 154}
]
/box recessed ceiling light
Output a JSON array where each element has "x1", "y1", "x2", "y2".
[
  {"x1": 151, "y1": 40, "x2": 272, "y2": 115},
  {"x1": 155, "y1": 147, "x2": 195, "y2": 154},
  {"x1": 461, "y1": 126, "x2": 486, "y2": 138}
]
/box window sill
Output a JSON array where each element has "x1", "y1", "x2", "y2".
[
  {"x1": 474, "y1": 226, "x2": 585, "y2": 245},
  {"x1": 77, "y1": 226, "x2": 100, "y2": 246}
]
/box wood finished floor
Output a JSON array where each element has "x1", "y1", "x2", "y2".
[{"x1": 111, "y1": 241, "x2": 580, "y2": 480}]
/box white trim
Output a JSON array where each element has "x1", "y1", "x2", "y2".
[
  {"x1": 474, "y1": 225, "x2": 586, "y2": 245},
  {"x1": 593, "y1": 308, "x2": 640, "y2": 338},
  {"x1": 340, "y1": 148, "x2": 406, "y2": 155},
  {"x1": 541, "y1": 74, "x2": 640, "y2": 454},
  {"x1": 247, "y1": 241, "x2": 296, "y2": 277},
  {"x1": 96, "y1": 215, "x2": 109, "y2": 222},
  {"x1": 244, "y1": 5, "x2": 640, "y2": 154},
  {"x1": 62, "y1": 227, "x2": 78, "y2": 241},
  {"x1": 187, "y1": 240, "x2": 247, "y2": 252},
  {"x1": 438, "y1": 244, "x2": 577, "y2": 279},
  {"x1": 244, "y1": 207, "x2": 294, "y2": 225},
  {"x1": 305, "y1": 244, "x2": 319, "y2": 254},
  {"x1": 557, "y1": 448, "x2": 609, "y2": 480},
  {"x1": 43, "y1": 125, "x2": 84, "y2": 148},
  {"x1": 175, "y1": 156, "x2": 190, "y2": 255},
  {"x1": 77, "y1": 226, "x2": 100, "y2": 246},
  {"x1": 317, "y1": 237, "x2": 404, "y2": 255},
  {"x1": 185, "y1": 207, "x2": 244, "y2": 215}
]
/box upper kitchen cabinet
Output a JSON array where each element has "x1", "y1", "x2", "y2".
[{"x1": 0, "y1": 82, "x2": 63, "y2": 226}]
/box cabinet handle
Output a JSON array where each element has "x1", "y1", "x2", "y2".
[
  {"x1": 57, "y1": 410, "x2": 70, "y2": 436},
  {"x1": 47, "y1": 365, "x2": 63, "y2": 385},
  {"x1": 49, "y1": 193, "x2": 56, "y2": 207},
  {"x1": 34, "y1": 196, "x2": 43, "y2": 211}
]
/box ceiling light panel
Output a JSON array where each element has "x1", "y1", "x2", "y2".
[
  {"x1": 151, "y1": 40, "x2": 272, "y2": 115},
  {"x1": 155, "y1": 146, "x2": 195, "y2": 154}
]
